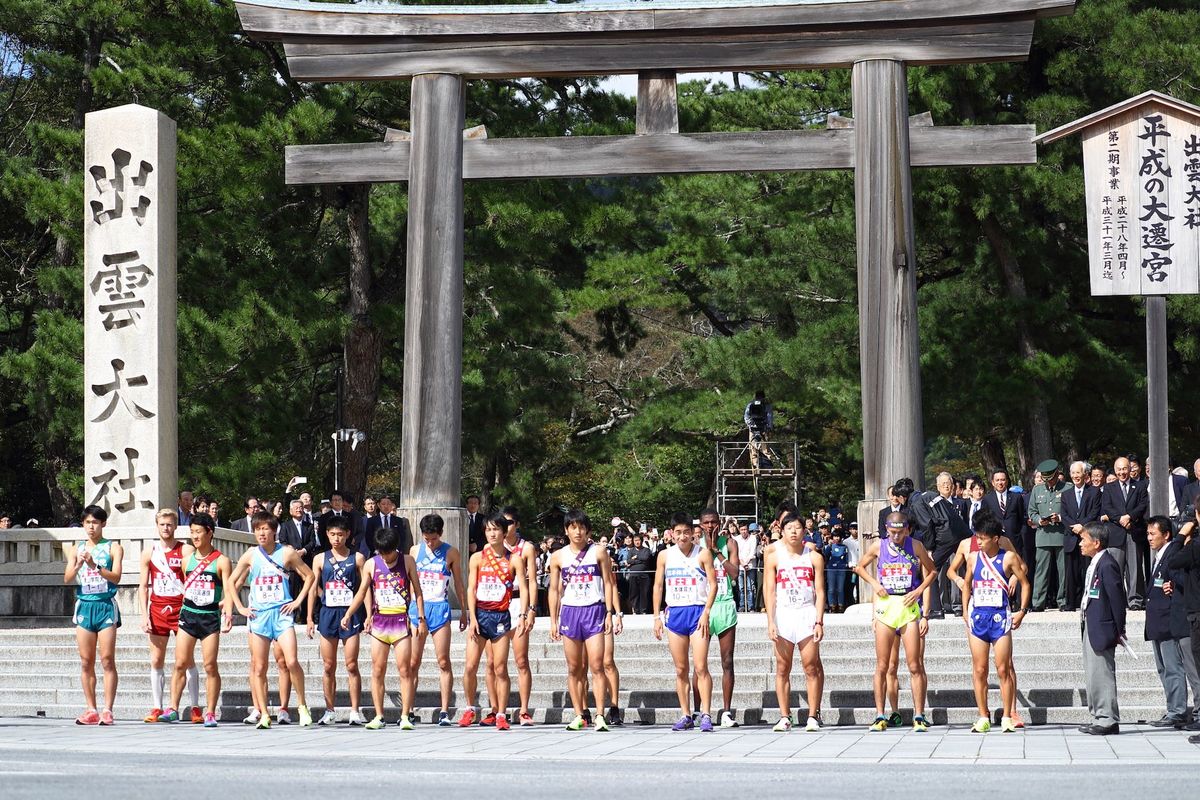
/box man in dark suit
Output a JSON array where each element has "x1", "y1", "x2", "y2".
[
  {"x1": 1060, "y1": 460, "x2": 1101, "y2": 612},
  {"x1": 1145, "y1": 516, "x2": 1190, "y2": 728},
  {"x1": 317, "y1": 489, "x2": 356, "y2": 551},
  {"x1": 466, "y1": 494, "x2": 485, "y2": 554},
  {"x1": 878, "y1": 488, "x2": 902, "y2": 538},
  {"x1": 1169, "y1": 509, "x2": 1200, "y2": 738},
  {"x1": 1100, "y1": 456, "x2": 1149, "y2": 608},
  {"x1": 277, "y1": 499, "x2": 319, "y2": 622},
  {"x1": 1080, "y1": 522, "x2": 1126, "y2": 735},
  {"x1": 363, "y1": 494, "x2": 411, "y2": 559},
  {"x1": 908, "y1": 471, "x2": 971, "y2": 618},
  {"x1": 1180, "y1": 458, "x2": 1200, "y2": 520},
  {"x1": 981, "y1": 469, "x2": 1028, "y2": 558},
  {"x1": 230, "y1": 497, "x2": 260, "y2": 532}
]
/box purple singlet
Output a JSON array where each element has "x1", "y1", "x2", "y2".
[{"x1": 877, "y1": 537, "x2": 921, "y2": 596}]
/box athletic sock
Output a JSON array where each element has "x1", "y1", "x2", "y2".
[
  {"x1": 150, "y1": 667, "x2": 164, "y2": 709},
  {"x1": 186, "y1": 666, "x2": 200, "y2": 708}
]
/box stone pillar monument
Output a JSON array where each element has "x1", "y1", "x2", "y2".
[{"x1": 83, "y1": 104, "x2": 177, "y2": 526}]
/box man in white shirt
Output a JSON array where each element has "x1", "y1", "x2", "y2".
[{"x1": 734, "y1": 522, "x2": 760, "y2": 612}]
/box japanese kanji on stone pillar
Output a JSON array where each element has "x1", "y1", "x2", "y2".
[{"x1": 83, "y1": 104, "x2": 177, "y2": 526}]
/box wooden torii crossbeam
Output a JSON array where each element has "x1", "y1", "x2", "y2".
[{"x1": 234, "y1": 0, "x2": 1075, "y2": 543}]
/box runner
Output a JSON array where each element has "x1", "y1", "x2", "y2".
[
  {"x1": 697, "y1": 508, "x2": 741, "y2": 728},
  {"x1": 136, "y1": 508, "x2": 199, "y2": 723},
  {"x1": 960, "y1": 511, "x2": 1031, "y2": 733},
  {"x1": 306, "y1": 517, "x2": 367, "y2": 726},
  {"x1": 853, "y1": 511, "x2": 937, "y2": 732},
  {"x1": 459, "y1": 512, "x2": 527, "y2": 730},
  {"x1": 64, "y1": 505, "x2": 123, "y2": 726},
  {"x1": 166, "y1": 512, "x2": 234, "y2": 727},
  {"x1": 764, "y1": 514, "x2": 826, "y2": 732},
  {"x1": 344, "y1": 526, "x2": 426, "y2": 730},
  {"x1": 231, "y1": 510, "x2": 316, "y2": 729},
  {"x1": 408, "y1": 513, "x2": 468, "y2": 727},
  {"x1": 653, "y1": 512, "x2": 718, "y2": 732},
  {"x1": 502, "y1": 506, "x2": 539, "y2": 726},
  {"x1": 549, "y1": 509, "x2": 620, "y2": 731}
]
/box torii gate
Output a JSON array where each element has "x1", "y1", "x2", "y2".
[{"x1": 235, "y1": 0, "x2": 1075, "y2": 547}]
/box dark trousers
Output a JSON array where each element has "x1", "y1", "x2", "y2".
[
  {"x1": 1064, "y1": 548, "x2": 1086, "y2": 610},
  {"x1": 1190, "y1": 613, "x2": 1200, "y2": 679},
  {"x1": 1132, "y1": 532, "x2": 1151, "y2": 604},
  {"x1": 628, "y1": 572, "x2": 652, "y2": 614},
  {"x1": 929, "y1": 540, "x2": 959, "y2": 617},
  {"x1": 1021, "y1": 533, "x2": 1037, "y2": 584}
]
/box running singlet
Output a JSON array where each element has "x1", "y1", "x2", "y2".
[
  {"x1": 372, "y1": 555, "x2": 409, "y2": 615},
  {"x1": 504, "y1": 537, "x2": 528, "y2": 596},
  {"x1": 970, "y1": 549, "x2": 1009, "y2": 609},
  {"x1": 321, "y1": 552, "x2": 359, "y2": 608},
  {"x1": 560, "y1": 544, "x2": 604, "y2": 607},
  {"x1": 664, "y1": 544, "x2": 707, "y2": 607},
  {"x1": 712, "y1": 544, "x2": 734, "y2": 602},
  {"x1": 249, "y1": 546, "x2": 292, "y2": 611},
  {"x1": 775, "y1": 550, "x2": 816, "y2": 610},
  {"x1": 417, "y1": 541, "x2": 451, "y2": 603},
  {"x1": 476, "y1": 546, "x2": 514, "y2": 611},
  {"x1": 877, "y1": 538, "x2": 921, "y2": 596},
  {"x1": 148, "y1": 541, "x2": 185, "y2": 602},
  {"x1": 75, "y1": 539, "x2": 117, "y2": 601},
  {"x1": 182, "y1": 549, "x2": 223, "y2": 613}
]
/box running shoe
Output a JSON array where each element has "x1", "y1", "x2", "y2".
[
  {"x1": 480, "y1": 711, "x2": 497, "y2": 727},
  {"x1": 348, "y1": 709, "x2": 367, "y2": 726},
  {"x1": 1000, "y1": 717, "x2": 1018, "y2": 733},
  {"x1": 190, "y1": 707, "x2": 204, "y2": 725},
  {"x1": 99, "y1": 710, "x2": 114, "y2": 726},
  {"x1": 297, "y1": 706, "x2": 313, "y2": 728},
  {"x1": 608, "y1": 707, "x2": 624, "y2": 727},
  {"x1": 887, "y1": 711, "x2": 903, "y2": 728},
  {"x1": 203, "y1": 712, "x2": 218, "y2": 728},
  {"x1": 243, "y1": 709, "x2": 261, "y2": 725},
  {"x1": 912, "y1": 715, "x2": 930, "y2": 732},
  {"x1": 719, "y1": 710, "x2": 739, "y2": 729},
  {"x1": 699, "y1": 713, "x2": 714, "y2": 732},
  {"x1": 317, "y1": 710, "x2": 338, "y2": 726},
  {"x1": 158, "y1": 708, "x2": 179, "y2": 723},
  {"x1": 76, "y1": 709, "x2": 100, "y2": 726},
  {"x1": 398, "y1": 716, "x2": 415, "y2": 731},
  {"x1": 594, "y1": 715, "x2": 610, "y2": 732},
  {"x1": 519, "y1": 711, "x2": 535, "y2": 726},
  {"x1": 805, "y1": 713, "x2": 822, "y2": 732},
  {"x1": 773, "y1": 717, "x2": 792, "y2": 733},
  {"x1": 971, "y1": 717, "x2": 992, "y2": 734},
  {"x1": 276, "y1": 708, "x2": 292, "y2": 725},
  {"x1": 869, "y1": 716, "x2": 889, "y2": 732},
  {"x1": 1012, "y1": 711, "x2": 1025, "y2": 729},
  {"x1": 256, "y1": 715, "x2": 271, "y2": 730},
  {"x1": 438, "y1": 711, "x2": 452, "y2": 727},
  {"x1": 582, "y1": 708, "x2": 593, "y2": 726},
  {"x1": 365, "y1": 715, "x2": 386, "y2": 730},
  {"x1": 495, "y1": 714, "x2": 511, "y2": 731},
  {"x1": 143, "y1": 708, "x2": 163, "y2": 724},
  {"x1": 567, "y1": 715, "x2": 586, "y2": 731},
  {"x1": 407, "y1": 712, "x2": 419, "y2": 725},
  {"x1": 672, "y1": 715, "x2": 695, "y2": 732},
  {"x1": 457, "y1": 708, "x2": 477, "y2": 727}
]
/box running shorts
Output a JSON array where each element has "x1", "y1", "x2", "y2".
[
  {"x1": 148, "y1": 600, "x2": 181, "y2": 636},
  {"x1": 371, "y1": 612, "x2": 410, "y2": 645},
  {"x1": 179, "y1": 608, "x2": 220, "y2": 640},
  {"x1": 774, "y1": 605, "x2": 817, "y2": 644},
  {"x1": 318, "y1": 604, "x2": 364, "y2": 640},
  {"x1": 559, "y1": 603, "x2": 606, "y2": 642},
  {"x1": 969, "y1": 607, "x2": 1012, "y2": 644},
  {"x1": 476, "y1": 608, "x2": 511, "y2": 641},
  {"x1": 664, "y1": 604, "x2": 705, "y2": 637},
  {"x1": 248, "y1": 606, "x2": 294, "y2": 641},
  {"x1": 74, "y1": 597, "x2": 120, "y2": 633},
  {"x1": 425, "y1": 600, "x2": 452, "y2": 634},
  {"x1": 709, "y1": 598, "x2": 738, "y2": 637}
]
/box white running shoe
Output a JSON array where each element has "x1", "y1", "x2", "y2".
[
  {"x1": 719, "y1": 711, "x2": 739, "y2": 729},
  {"x1": 347, "y1": 709, "x2": 367, "y2": 726},
  {"x1": 317, "y1": 710, "x2": 338, "y2": 726},
  {"x1": 773, "y1": 717, "x2": 792, "y2": 732},
  {"x1": 242, "y1": 709, "x2": 261, "y2": 725},
  {"x1": 805, "y1": 714, "x2": 822, "y2": 732},
  {"x1": 276, "y1": 709, "x2": 292, "y2": 725}
]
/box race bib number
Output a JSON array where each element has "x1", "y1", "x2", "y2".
[
  {"x1": 778, "y1": 565, "x2": 814, "y2": 608},
  {"x1": 253, "y1": 574, "x2": 285, "y2": 605},
  {"x1": 153, "y1": 573, "x2": 183, "y2": 598},
  {"x1": 665, "y1": 572, "x2": 701, "y2": 606},
  {"x1": 376, "y1": 583, "x2": 406, "y2": 610},
  {"x1": 973, "y1": 579, "x2": 1003, "y2": 607},
  {"x1": 185, "y1": 575, "x2": 216, "y2": 606},
  {"x1": 324, "y1": 579, "x2": 353, "y2": 607},
  {"x1": 565, "y1": 574, "x2": 596, "y2": 601},
  {"x1": 80, "y1": 565, "x2": 107, "y2": 595},
  {"x1": 477, "y1": 575, "x2": 506, "y2": 603},
  {"x1": 880, "y1": 563, "x2": 913, "y2": 594},
  {"x1": 419, "y1": 569, "x2": 447, "y2": 600}
]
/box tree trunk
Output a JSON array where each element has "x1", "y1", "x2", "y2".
[
  {"x1": 979, "y1": 433, "x2": 1008, "y2": 482},
  {"x1": 981, "y1": 213, "x2": 1054, "y2": 482},
  {"x1": 339, "y1": 184, "x2": 382, "y2": 503}
]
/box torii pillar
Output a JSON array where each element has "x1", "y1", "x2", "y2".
[{"x1": 853, "y1": 59, "x2": 924, "y2": 533}]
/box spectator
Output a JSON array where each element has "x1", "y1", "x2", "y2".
[
  {"x1": 277, "y1": 499, "x2": 319, "y2": 623},
  {"x1": 230, "y1": 497, "x2": 260, "y2": 532},
  {"x1": 1145, "y1": 516, "x2": 1190, "y2": 728},
  {"x1": 1061, "y1": 460, "x2": 1102, "y2": 612},
  {"x1": 362, "y1": 496, "x2": 378, "y2": 521},
  {"x1": 823, "y1": 529, "x2": 850, "y2": 612},
  {"x1": 1091, "y1": 465, "x2": 1107, "y2": 489},
  {"x1": 208, "y1": 500, "x2": 222, "y2": 529},
  {"x1": 981, "y1": 469, "x2": 1029, "y2": 567},
  {"x1": 846, "y1": 521, "x2": 862, "y2": 604},
  {"x1": 1079, "y1": 522, "x2": 1126, "y2": 735},
  {"x1": 1101, "y1": 456, "x2": 1149, "y2": 609},
  {"x1": 1027, "y1": 460, "x2": 1068, "y2": 612},
  {"x1": 177, "y1": 491, "x2": 194, "y2": 527},
  {"x1": 744, "y1": 389, "x2": 774, "y2": 470},
  {"x1": 0, "y1": 513, "x2": 10, "y2": 530},
  {"x1": 733, "y1": 522, "x2": 759, "y2": 612},
  {"x1": 466, "y1": 494, "x2": 485, "y2": 553},
  {"x1": 1169, "y1": 507, "x2": 1200, "y2": 740},
  {"x1": 625, "y1": 533, "x2": 654, "y2": 614}
]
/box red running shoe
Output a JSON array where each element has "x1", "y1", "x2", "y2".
[
  {"x1": 457, "y1": 708, "x2": 477, "y2": 727},
  {"x1": 495, "y1": 714, "x2": 510, "y2": 731}
]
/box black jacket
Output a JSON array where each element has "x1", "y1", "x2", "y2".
[
  {"x1": 277, "y1": 518, "x2": 319, "y2": 564},
  {"x1": 1146, "y1": 539, "x2": 1189, "y2": 641},
  {"x1": 1168, "y1": 533, "x2": 1200, "y2": 615},
  {"x1": 980, "y1": 490, "x2": 1027, "y2": 552},
  {"x1": 1099, "y1": 480, "x2": 1147, "y2": 551},
  {"x1": 1084, "y1": 551, "x2": 1127, "y2": 652},
  {"x1": 909, "y1": 493, "x2": 970, "y2": 550},
  {"x1": 363, "y1": 514, "x2": 413, "y2": 559},
  {"x1": 1060, "y1": 484, "x2": 1101, "y2": 554}
]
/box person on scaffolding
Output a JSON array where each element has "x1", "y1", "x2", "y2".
[{"x1": 744, "y1": 390, "x2": 775, "y2": 472}]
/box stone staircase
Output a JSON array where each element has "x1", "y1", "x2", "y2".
[{"x1": 0, "y1": 609, "x2": 1168, "y2": 726}]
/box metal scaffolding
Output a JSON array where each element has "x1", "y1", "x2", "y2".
[{"x1": 715, "y1": 439, "x2": 799, "y2": 524}]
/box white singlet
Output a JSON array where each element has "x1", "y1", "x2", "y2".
[
  {"x1": 664, "y1": 544, "x2": 707, "y2": 607},
  {"x1": 773, "y1": 548, "x2": 818, "y2": 644}
]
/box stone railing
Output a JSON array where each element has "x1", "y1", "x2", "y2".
[{"x1": 0, "y1": 526, "x2": 255, "y2": 617}]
